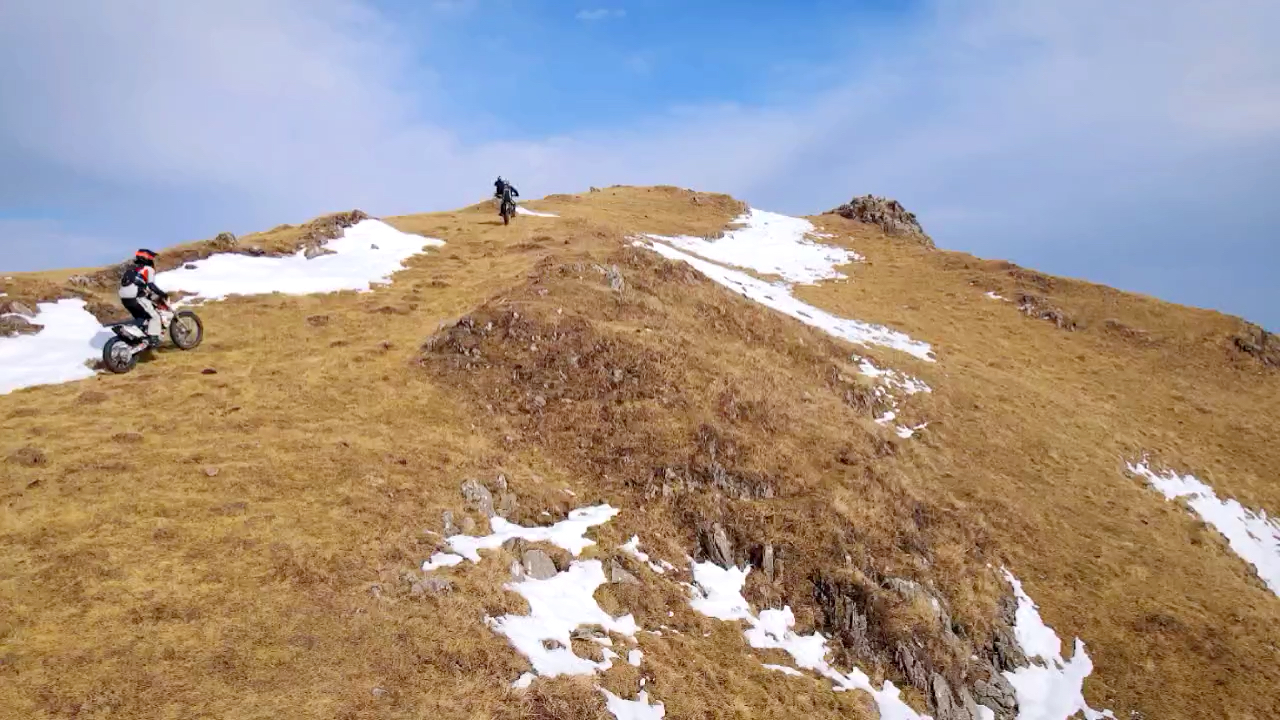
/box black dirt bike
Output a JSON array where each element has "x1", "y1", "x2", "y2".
[
  {"x1": 102, "y1": 302, "x2": 204, "y2": 374},
  {"x1": 499, "y1": 187, "x2": 516, "y2": 226}
]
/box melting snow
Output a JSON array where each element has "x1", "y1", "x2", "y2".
[
  {"x1": 489, "y1": 559, "x2": 638, "y2": 680},
  {"x1": 516, "y1": 206, "x2": 559, "y2": 218},
  {"x1": 1128, "y1": 460, "x2": 1280, "y2": 595},
  {"x1": 0, "y1": 299, "x2": 112, "y2": 395},
  {"x1": 620, "y1": 536, "x2": 668, "y2": 574},
  {"x1": 855, "y1": 356, "x2": 932, "y2": 395},
  {"x1": 1001, "y1": 570, "x2": 1113, "y2": 720},
  {"x1": 639, "y1": 209, "x2": 934, "y2": 362},
  {"x1": 688, "y1": 562, "x2": 929, "y2": 720},
  {"x1": 628, "y1": 648, "x2": 644, "y2": 666},
  {"x1": 421, "y1": 552, "x2": 465, "y2": 571},
  {"x1": 986, "y1": 292, "x2": 1007, "y2": 301},
  {"x1": 159, "y1": 219, "x2": 441, "y2": 301},
  {"x1": 764, "y1": 663, "x2": 805, "y2": 677},
  {"x1": 600, "y1": 689, "x2": 666, "y2": 719},
  {"x1": 427, "y1": 505, "x2": 620, "y2": 564},
  {"x1": 648, "y1": 209, "x2": 861, "y2": 284}
]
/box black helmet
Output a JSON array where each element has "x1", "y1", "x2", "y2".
[{"x1": 134, "y1": 248, "x2": 157, "y2": 267}]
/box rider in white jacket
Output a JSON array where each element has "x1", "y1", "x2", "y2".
[{"x1": 118, "y1": 249, "x2": 169, "y2": 347}]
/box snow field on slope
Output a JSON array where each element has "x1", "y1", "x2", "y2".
[
  {"x1": 1128, "y1": 460, "x2": 1280, "y2": 596},
  {"x1": 0, "y1": 219, "x2": 441, "y2": 396},
  {"x1": 651, "y1": 209, "x2": 861, "y2": 285},
  {"x1": 0, "y1": 299, "x2": 113, "y2": 394},
  {"x1": 637, "y1": 209, "x2": 934, "y2": 362},
  {"x1": 158, "y1": 219, "x2": 442, "y2": 301},
  {"x1": 637, "y1": 211, "x2": 931, "y2": 363}
]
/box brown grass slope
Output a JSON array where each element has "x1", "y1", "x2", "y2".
[{"x1": 0, "y1": 186, "x2": 1278, "y2": 719}]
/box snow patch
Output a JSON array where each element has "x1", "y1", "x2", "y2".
[
  {"x1": 1001, "y1": 570, "x2": 1113, "y2": 720},
  {"x1": 600, "y1": 689, "x2": 666, "y2": 719},
  {"x1": 620, "y1": 536, "x2": 668, "y2": 574},
  {"x1": 421, "y1": 552, "x2": 465, "y2": 571},
  {"x1": 688, "y1": 562, "x2": 928, "y2": 720},
  {"x1": 764, "y1": 663, "x2": 805, "y2": 677},
  {"x1": 159, "y1": 219, "x2": 442, "y2": 301},
  {"x1": 628, "y1": 648, "x2": 644, "y2": 666},
  {"x1": 855, "y1": 356, "x2": 931, "y2": 395},
  {"x1": 638, "y1": 209, "x2": 933, "y2": 362},
  {"x1": 688, "y1": 563, "x2": 754, "y2": 621},
  {"x1": 1128, "y1": 460, "x2": 1280, "y2": 595},
  {"x1": 431, "y1": 505, "x2": 619, "y2": 564},
  {"x1": 986, "y1": 291, "x2": 1008, "y2": 301},
  {"x1": 0, "y1": 299, "x2": 112, "y2": 395},
  {"x1": 488, "y1": 560, "x2": 638, "y2": 680},
  {"x1": 516, "y1": 206, "x2": 559, "y2": 218}
]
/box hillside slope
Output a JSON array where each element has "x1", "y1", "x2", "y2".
[{"x1": 1, "y1": 187, "x2": 1278, "y2": 719}]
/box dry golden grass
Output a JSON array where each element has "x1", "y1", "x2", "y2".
[{"x1": 1, "y1": 186, "x2": 1278, "y2": 719}]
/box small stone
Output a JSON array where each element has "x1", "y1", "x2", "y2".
[
  {"x1": 4, "y1": 301, "x2": 36, "y2": 318},
  {"x1": 201, "y1": 368, "x2": 217, "y2": 375},
  {"x1": 460, "y1": 478, "x2": 495, "y2": 517},
  {"x1": 762, "y1": 544, "x2": 776, "y2": 581},
  {"x1": 609, "y1": 559, "x2": 641, "y2": 585},
  {"x1": 704, "y1": 522, "x2": 734, "y2": 568},
  {"x1": 412, "y1": 577, "x2": 453, "y2": 596},
  {"x1": 203, "y1": 467, "x2": 220, "y2": 477},
  {"x1": 6, "y1": 447, "x2": 47, "y2": 467},
  {"x1": 371, "y1": 687, "x2": 388, "y2": 698},
  {"x1": 68, "y1": 275, "x2": 91, "y2": 286},
  {"x1": 492, "y1": 474, "x2": 508, "y2": 492},
  {"x1": 606, "y1": 265, "x2": 625, "y2": 292},
  {"x1": 184, "y1": 264, "x2": 198, "y2": 270},
  {"x1": 533, "y1": 394, "x2": 546, "y2": 408},
  {"x1": 370, "y1": 243, "x2": 380, "y2": 250},
  {"x1": 497, "y1": 492, "x2": 518, "y2": 518},
  {"x1": 522, "y1": 549, "x2": 558, "y2": 580},
  {"x1": 441, "y1": 510, "x2": 458, "y2": 536}
]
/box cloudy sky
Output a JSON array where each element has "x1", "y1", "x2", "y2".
[{"x1": 2, "y1": 0, "x2": 1277, "y2": 328}]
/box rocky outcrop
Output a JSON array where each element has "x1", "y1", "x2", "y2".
[
  {"x1": 0, "y1": 315, "x2": 41, "y2": 337},
  {"x1": 828, "y1": 195, "x2": 934, "y2": 247},
  {"x1": 1017, "y1": 294, "x2": 1076, "y2": 331},
  {"x1": 1233, "y1": 324, "x2": 1279, "y2": 368}
]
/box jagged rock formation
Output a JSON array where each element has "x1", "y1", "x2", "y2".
[{"x1": 828, "y1": 194, "x2": 934, "y2": 247}]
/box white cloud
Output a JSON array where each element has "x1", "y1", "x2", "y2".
[
  {"x1": 576, "y1": 8, "x2": 625, "y2": 21},
  {"x1": 0, "y1": 0, "x2": 1277, "y2": 326}
]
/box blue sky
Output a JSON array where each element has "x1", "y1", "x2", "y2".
[{"x1": 1, "y1": 0, "x2": 1278, "y2": 329}]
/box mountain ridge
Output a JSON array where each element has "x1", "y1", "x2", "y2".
[{"x1": 1, "y1": 185, "x2": 1277, "y2": 719}]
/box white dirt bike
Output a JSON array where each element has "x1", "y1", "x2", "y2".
[{"x1": 102, "y1": 302, "x2": 204, "y2": 374}]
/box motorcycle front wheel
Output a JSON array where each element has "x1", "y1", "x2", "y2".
[{"x1": 170, "y1": 310, "x2": 204, "y2": 350}]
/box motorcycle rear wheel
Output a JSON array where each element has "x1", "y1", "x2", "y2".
[{"x1": 103, "y1": 337, "x2": 138, "y2": 374}]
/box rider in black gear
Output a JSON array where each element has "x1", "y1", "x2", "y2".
[{"x1": 494, "y1": 176, "x2": 519, "y2": 201}]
